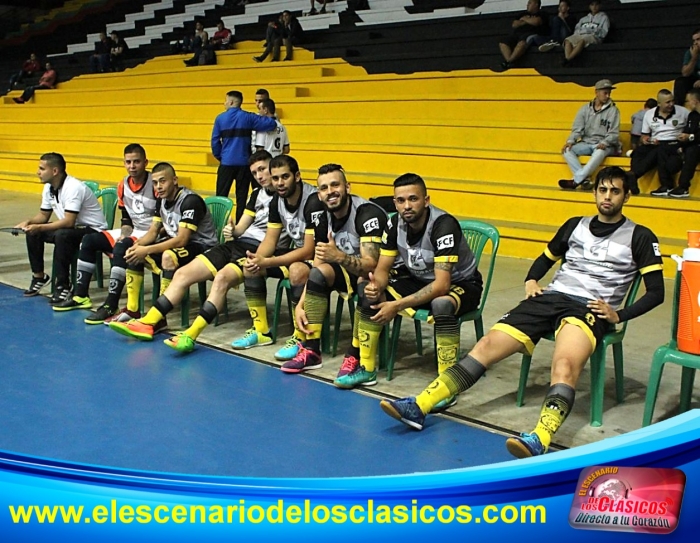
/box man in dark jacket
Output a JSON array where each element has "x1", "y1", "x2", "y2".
[
  {"x1": 211, "y1": 90, "x2": 277, "y2": 221},
  {"x1": 281, "y1": 10, "x2": 303, "y2": 61}
]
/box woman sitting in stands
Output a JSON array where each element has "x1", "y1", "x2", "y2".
[{"x1": 13, "y1": 62, "x2": 57, "y2": 104}]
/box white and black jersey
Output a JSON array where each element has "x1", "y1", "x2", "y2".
[
  {"x1": 118, "y1": 174, "x2": 157, "y2": 231},
  {"x1": 380, "y1": 205, "x2": 477, "y2": 283},
  {"x1": 316, "y1": 195, "x2": 387, "y2": 258},
  {"x1": 268, "y1": 182, "x2": 324, "y2": 249},
  {"x1": 642, "y1": 105, "x2": 689, "y2": 142},
  {"x1": 545, "y1": 216, "x2": 663, "y2": 307},
  {"x1": 254, "y1": 120, "x2": 290, "y2": 158},
  {"x1": 239, "y1": 187, "x2": 275, "y2": 246},
  {"x1": 154, "y1": 188, "x2": 218, "y2": 248},
  {"x1": 41, "y1": 175, "x2": 107, "y2": 231}
]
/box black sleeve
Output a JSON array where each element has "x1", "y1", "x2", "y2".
[
  {"x1": 614, "y1": 225, "x2": 665, "y2": 321},
  {"x1": 315, "y1": 212, "x2": 330, "y2": 244},
  {"x1": 354, "y1": 203, "x2": 387, "y2": 242},
  {"x1": 380, "y1": 215, "x2": 399, "y2": 255},
  {"x1": 525, "y1": 217, "x2": 582, "y2": 281},
  {"x1": 179, "y1": 194, "x2": 207, "y2": 228},
  {"x1": 430, "y1": 214, "x2": 463, "y2": 261},
  {"x1": 303, "y1": 193, "x2": 326, "y2": 240},
  {"x1": 267, "y1": 194, "x2": 281, "y2": 226},
  {"x1": 245, "y1": 189, "x2": 260, "y2": 215},
  {"x1": 120, "y1": 206, "x2": 133, "y2": 228}
]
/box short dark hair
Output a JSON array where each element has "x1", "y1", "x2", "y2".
[
  {"x1": 152, "y1": 162, "x2": 176, "y2": 176},
  {"x1": 260, "y1": 98, "x2": 276, "y2": 115},
  {"x1": 227, "y1": 90, "x2": 243, "y2": 103},
  {"x1": 644, "y1": 98, "x2": 658, "y2": 109},
  {"x1": 693, "y1": 28, "x2": 700, "y2": 37},
  {"x1": 40, "y1": 152, "x2": 66, "y2": 172},
  {"x1": 393, "y1": 173, "x2": 427, "y2": 195},
  {"x1": 255, "y1": 88, "x2": 270, "y2": 98},
  {"x1": 217, "y1": 19, "x2": 225, "y2": 26},
  {"x1": 594, "y1": 166, "x2": 629, "y2": 194},
  {"x1": 687, "y1": 89, "x2": 700, "y2": 102},
  {"x1": 270, "y1": 154, "x2": 299, "y2": 176},
  {"x1": 249, "y1": 149, "x2": 272, "y2": 166},
  {"x1": 318, "y1": 163, "x2": 347, "y2": 182},
  {"x1": 589, "y1": 0, "x2": 601, "y2": 5},
  {"x1": 124, "y1": 143, "x2": 146, "y2": 158},
  {"x1": 559, "y1": 0, "x2": 570, "y2": 6}
]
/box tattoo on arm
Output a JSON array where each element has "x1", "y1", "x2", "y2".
[
  {"x1": 342, "y1": 242, "x2": 380, "y2": 276},
  {"x1": 434, "y1": 262, "x2": 453, "y2": 273},
  {"x1": 403, "y1": 262, "x2": 452, "y2": 307},
  {"x1": 342, "y1": 253, "x2": 364, "y2": 276}
]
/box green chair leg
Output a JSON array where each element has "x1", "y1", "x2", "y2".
[
  {"x1": 588, "y1": 344, "x2": 606, "y2": 428},
  {"x1": 414, "y1": 319, "x2": 423, "y2": 356},
  {"x1": 386, "y1": 315, "x2": 403, "y2": 381},
  {"x1": 680, "y1": 366, "x2": 697, "y2": 413},
  {"x1": 516, "y1": 353, "x2": 532, "y2": 407},
  {"x1": 612, "y1": 342, "x2": 625, "y2": 403},
  {"x1": 271, "y1": 279, "x2": 291, "y2": 343},
  {"x1": 642, "y1": 345, "x2": 672, "y2": 427}
]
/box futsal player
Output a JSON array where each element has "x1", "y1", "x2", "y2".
[{"x1": 381, "y1": 167, "x2": 664, "y2": 459}]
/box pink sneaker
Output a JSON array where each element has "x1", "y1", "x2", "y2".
[{"x1": 280, "y1": 344, "x2": 322, "y2": 373}]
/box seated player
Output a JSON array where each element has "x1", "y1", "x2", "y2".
[
  {"x1": 108, "y1": 162, "x2": 219, "y2": 340},
  {"x1": 380, "y1": 167, "x2": 665, "y2": 459},
  {"x1": 133, "y1": 151, "x2": 276, "y2": 352},
  {"x1": 284, "y1": 164, "x2": 387, "y2": 379},
  {"x1": 53, "y1": 144, "x2": 157, "y2": 323},
  {"x1": 358, "y1": 173, "x2": 483, "y2": 399},
  {"x1": 229, "y1": 154, "x2": 325, "y2": 360},
  {"x1": 15, "y1": 152, "x2": 107, "y2": 303}
]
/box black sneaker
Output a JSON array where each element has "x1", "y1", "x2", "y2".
[
  {"x1": 650, "y1": 186, "x2": 671, "y2": 196},
  {"x1": 579, "y1": 180, "x2": 594, "y2": 191},
  {"x1": 49, "y1": 286, "x2": 72, "y2": 305},
  {"x1": 252, "y1": 56, "x2": 262, "y2": 63},
  {"x1": 558, "y1": 179, "x2": 577, "y2": 190},
  {"x1": 23, "y1": 273, "x2": 50, "y2": 297},
  {"x1": 669, "y1": 187, "x2": 690, "y2": 198},
  {"x1": 309, "y1": 7, "x2": 318, "y2": 15},
  {"x1": 53, "y1": 295, "x2": 92, "y2": 312},
  {"x1": 627, "y1": 172, "x2": 640, "y2": 195},
  {"x1": 84, "y1": 305, "x2": 116, "y2": 325}
]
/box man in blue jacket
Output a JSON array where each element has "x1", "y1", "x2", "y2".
[{"x1": 212, "y1": 90, "x2": 277, "y2": 221}]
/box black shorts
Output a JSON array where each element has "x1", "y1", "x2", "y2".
[
  {"x1": 385, "y1": 268, "x2": 482, "y2": 320},
  {"x1": 326, "y1": 262, "x2": 359, "y2": 297},
  {"x1": 491, "y1": 291, "x2": 610, "y2": 355},
  {"x1": 198, "y1": 240, "x2": 259, "y2": 275},
  {"x1": 143, "y1": 243, "x2": 208, "y2": 273}
]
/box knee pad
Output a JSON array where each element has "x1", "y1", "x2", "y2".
[
  {"x1": 431, "y1": 297, "x2": 455, "y2": 317},
  {"x1": 306, "y1": 267, "x2": 329, "y2": 295},
  {"x1": 112, "y1": 237, "x2": 133, "y2": 266},
  {"x1": 357, "y1": 282, "x2": 375, "y2": 311}
]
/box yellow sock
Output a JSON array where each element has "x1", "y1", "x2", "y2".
[
  {"x1": 126, "y1": 270, "x2": 143, "y2": 312},
  {"x1": 357, "y1": 308, "x2": 382, "y2": 373},
  {"x1": 305, "y1": 323, "x2": 323, "y2": 341},
  {"x1": 185, "y1": 315, "x2": 208, "y2": 340},
  {"x1": 434, "y1": 315, "x2": 460, "y2": 375},
  {"x1": 415, "y1": 375, "x2": 454, "y2": 414},
  {"x1": 159, "y1": 275, "x2": 171, "y2": 296},
  {"x1": 351, "y1": 309, "x2": 360, "y2": 349},
  {"x1": 141, "y1": 307, "x2": 164, "y2": 325},
  {"x1": 532, "y1": 394, "x2": 572, "y2": 450}
]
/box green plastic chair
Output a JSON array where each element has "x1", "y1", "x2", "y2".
[
  {"x1": 179, "y1": 196, "x2": 234, "y2": 327},
  {"x1": 384, "y1": 219, "x2": 501, "y2": 381},
  {"x1": 84, "y1": 181, "x2": 100, "y2": 194},
  {"x1": 516, "y1": 273, "x2": 642, "y2": 427},
  {"x1": 643, "y1": 271, "x2": 699, "y2": 426}
]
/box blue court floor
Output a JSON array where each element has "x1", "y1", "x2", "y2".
[{"x1": 0, "y1": 283, "x2": 515, "y2": 477}]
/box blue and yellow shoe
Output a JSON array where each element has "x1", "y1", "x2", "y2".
[
  {"x1": 231, "y1": 328, "x2": 273, "y2": 350},
  {"x1": 506, "y1": 432, "x2": 547, "y2": 458},
  {"x1": 379, "y1": 397, "x2": 426, "y2": 431},
  {"x1": 334, "y1": 365, "x2": 377, "y2": 389},
  {"x1": 274, "y1": 335, "x2": 301, "y2": 361},
  {"x1": 164, "y1": 333, "x2": 196, "y2": 353}
]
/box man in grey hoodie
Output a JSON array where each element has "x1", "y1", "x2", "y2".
[
  {"x1": 562, "y1": 0, "x2": 610, "y2": 66},
  {"x1": 559, "y1": 79, "x2": 620, "y2": 190}
]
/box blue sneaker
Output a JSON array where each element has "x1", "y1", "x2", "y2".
[
  {"x1": 506, "y1": 432, "x2": 547, "y2": 458},
  {"x1": 379, "y1": 397, "x2": 425, "y2": 431},
  {"x1": 231, "y1": 328, "x2": 273, "y2": 350},
  {"x1": 334, "y1": 364, "x2": 377, "y2": 389},
  {"x1": 431, "y1": 395, "x2": 457, "y2": 413},
  {"x1": 274, "y1": 336, "x2": 301, "y2": 360}
]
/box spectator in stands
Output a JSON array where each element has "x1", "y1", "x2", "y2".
[
  {"x1": 184, "y1": 21, "x2": 209, "y2": 66},
  {"x1": 13, "y1": 62, "x2": 57, "y2": 104},
  {"x1": 537, "y1": 1, "x2": 576, "y2": 52},
  {"x1": 255, "y1": 99, "x2": 290, "y2": 157},
  {"x1": 211, "y1": 90, "x2": 277, "y2": 221},
  {"x1": 281, "y1": 10, "x2": 303, "y2": 61},
  {"x1": 211, "y1": 20, "x2": 233, "y2": 50},
  {"x1": 497, "y1": 0, "x2": 547, "y2": 71},
  {"x1": 673, "y1": 89, "x2": 700, "y2": 198},
  {"x1": 559, "y1": 79, "x2": 620, "y2": 191},
  {"x1": 629, "y1": 98, "x2": 657, "y2": 152},
  {"x1": 309, "y1": 0, "x2": 327, "y2": 16},
  {"x1": 673, "y1": 29, "x2": 700, "y2": 108},
  {"x1": 90, "y1": 32, "x2": 113, "y2": 73},
  {"x1": 628, "y1": 89, "x2": 688, "y2": 196},
  {"x1": 8, "y1": 53, "x2": 41, "y2": 91},
  {"x1": 562, "y1": 0, "x2": 609, "y2": 66},
  {"x1": 253, "y1": 15, "x2": 283, "y2": 62},
  {"x1": 109, "y1": 31, "x2": 129, "y2": 72}
]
